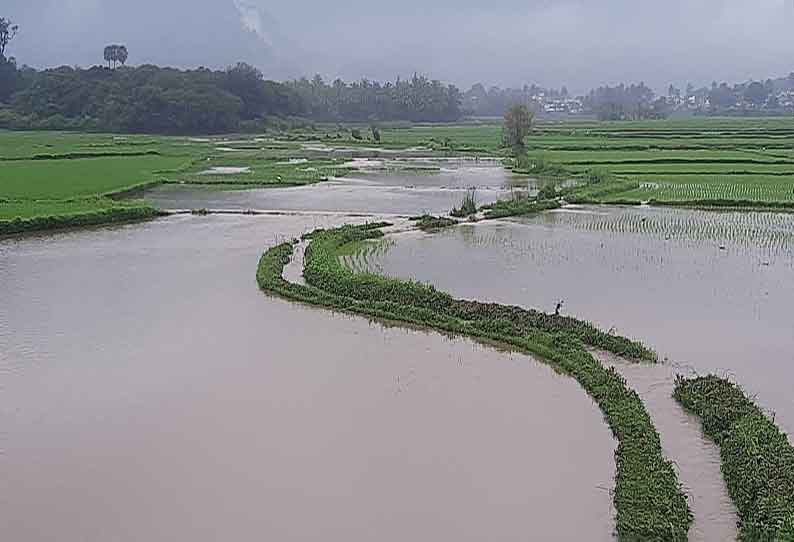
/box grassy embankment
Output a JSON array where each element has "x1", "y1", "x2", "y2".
[
  {"x1": 257, "y1": 222, "x2": 693, "y2": 541},
  {"x1": 0, "y1": 131, "x2": 353, "y2": 234},
  {"x1": 409, "y1": 214, "x2": 458, "y2": 231},
  {"x1": 674, "y1": 376, "x2": 794, "y2": 541},
  {"x1": 512, "y1": 118, "x2": 794, "y2": 210}
]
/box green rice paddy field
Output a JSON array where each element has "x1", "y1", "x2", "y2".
[
  {"x1": 0, "y1": 130, "x2": 351, "y2": 227},
  {"x1": 2, "y1": 118, "x2": 794, "y2": 232},
  {"x1": 518, "y1": 118, "x2": 794, "y2": 206}
]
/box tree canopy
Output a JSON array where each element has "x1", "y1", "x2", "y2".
[
  {"x1": 1, "y1": 64, "x2": 305, "y2": 133},
  {"x1": 584, "y1": 82, "x2": 669, "y2": 120},
  {"x1": 0, "y1": 17, "x2": 18, "y2": 60},
  {"x1": 103, "y1": 45, "x2": 129, "y2": 69},
  {"x1": 287, "y1": 73, "x2": 463, "y2": 122},
  {"x1": 502, "y1": 104, "x2": 533, "y2": 154}
]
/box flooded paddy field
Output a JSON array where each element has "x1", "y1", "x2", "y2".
[
  {"x1": 6, "y1": 124, "x2": 794, "y2": 540},
  {"x1": 142, "y1": 159, "x2": 532, "y2": 215},
  {"x1": 1, "y1": 215, "x2": 616, "y2": 541},
  {"x1": 356, "y1": 205, "x2": 794, "y2": 438}
]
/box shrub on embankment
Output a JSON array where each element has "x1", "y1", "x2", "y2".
[
  {"x1": 257, "y1": 223, "x2": 691, "y2": 540},
  {"x1": 674, "y1": 375, "x2": 794, "y2": 541},
  {"x1": 481, "y1": 198, "x2": 561, "y2": 219},
  {"x1": 410, "y1": 215, "x2": 457, "y2": 231}
]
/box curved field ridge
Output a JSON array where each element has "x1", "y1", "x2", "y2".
[
  {"x1": 674, "y1": 376, "x2": 794, "y2": 541},
  {"x1": 256, "y1": 223, "x2": 692, "y2": 541}
]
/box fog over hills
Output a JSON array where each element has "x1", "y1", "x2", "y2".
[{"x1": 4, "y1": 0, "x2": 794, "y2": 92}]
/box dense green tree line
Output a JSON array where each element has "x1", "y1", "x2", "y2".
[
  {"x1": 463, "y1": 83, "x2": 568, "y2": 117},
  {"x1": 0, "y1": 18, "x2": 464, "y2": 133},
  {"x1": 584, "y1": 82, "x2": 670, "y2": 120},
  {"x1": 0, "y1": 61, "x2": 305, "y2": 134},
  {"x1": 286, "y1": 74, "x2": 463, "y2": 123},
  {"x1": 0, "y1": 61, "x2": 465, "y2": 133},
  {"x1": 704, "y1": 75, "x2": 794, "y2": 112}
]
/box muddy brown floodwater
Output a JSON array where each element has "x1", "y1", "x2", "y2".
[
  {"x1": 358, "y1": 204, "x2": 794, "y2": 540},
  {"x1": 364, "y1": 205, "x2": 794, "y2": 437},
  {"x1": 1, "y1": 214, "x2": 616, "y2": 541}
]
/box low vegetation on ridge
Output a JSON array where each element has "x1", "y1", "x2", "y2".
[{"x1": 674, "y1": 375, "x2": 794, "y2": 541}]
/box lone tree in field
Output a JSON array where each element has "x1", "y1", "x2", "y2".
[
  {"x1": 0, "y1": 17, "x2": 19, "y2": 59},
  {"x1": 117, "y1": 45, "x2": 128, "y2": 67},
  {"x1": 503, "y1": 104, "x2": 533, "y2": 155},
  {"x1": 103, "y1": 46, "x2": 114, "y2": 68},
  {"x1": 103, "y1": 44, "x2": 129, "y2": 69}
]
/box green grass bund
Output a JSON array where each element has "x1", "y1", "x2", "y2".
[
  {"x1": 482, "y1": 198, "x2": 561, "y2": 219},
  {"x1": 409, "y1": 215, "x2": 458, "y2": 231},
  {"x1": 674, "y1": 376, "x2": 794, "y2": 541},
  {"x1": 0, "y1": 200, "x2": 158, "y2": 235},
  {"x1": 257, "y1": 223, "x2": 692, "y2": 541}
]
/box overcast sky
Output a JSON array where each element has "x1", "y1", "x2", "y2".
[{"x1": 4, "y1": 0, "x2": 794, "y2": 93}]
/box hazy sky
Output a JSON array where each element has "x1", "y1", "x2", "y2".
[{"x1": 4, "y1": 0, "x2": 794, "y2": 93}]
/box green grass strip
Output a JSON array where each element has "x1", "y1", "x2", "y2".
[
  {"x1": 0, "y1": 202, "x2": 158, "y2": 235},
  {"x1": 409, "y1": 215, "x2": 458, "y2": 231},
  {"x1": 257, "y1": 223, "x2": 692, "y2": 541},
  {"x1": 674, "y1": 376, "x2": 794, "y2": 541},
  {"x1": 482, "y1": 199, "x2": 561, "y2": 219}
]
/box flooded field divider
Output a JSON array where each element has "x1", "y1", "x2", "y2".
[
  {"x1": 257, "y1": 222, "x2": 693, "y2": 541},
  {"x1": 674, "y1": 376, "x2": 794, "y2": 541}
]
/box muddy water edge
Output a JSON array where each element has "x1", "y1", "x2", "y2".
[
  {"x1": 353, "y1": 204, "x2": 794, "y2": 538},
  {"x1": 0, "y1": 214, "x2": 617, "y2": 541}
]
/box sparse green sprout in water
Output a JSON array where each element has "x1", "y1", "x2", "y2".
[
  {"x1": 451, "y1": 189, "x2": 478, "y2": 217},
  {"x1": 537, "y1": 182, "x2": 558, "y2": 201}
]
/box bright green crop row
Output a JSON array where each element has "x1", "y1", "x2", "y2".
[{"x1": 674, "y1": 376, "x2": 794, "y2": 541}]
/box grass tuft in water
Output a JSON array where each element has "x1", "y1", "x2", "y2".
[{"x1": 451, "y1": 189, "x2": 478, "y2": 218}]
